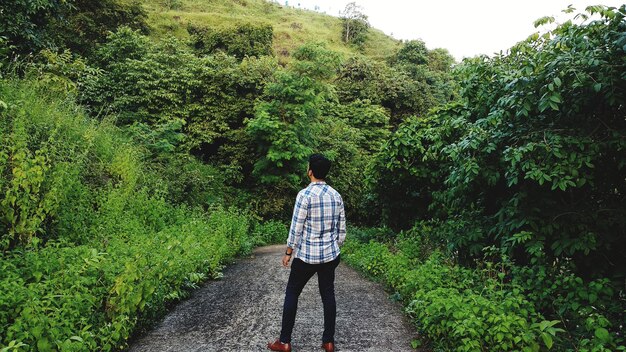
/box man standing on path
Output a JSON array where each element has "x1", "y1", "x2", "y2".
[{"x1": 268, "y1": 154, "x2": 347, "y2": 352}]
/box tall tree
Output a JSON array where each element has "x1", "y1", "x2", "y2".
[
  {"x1": 247, "y1": 42, "x2": 341, "y2": 188},
  {"x1": 340, "y1": 2, "x2": 369, "y2": 45}
]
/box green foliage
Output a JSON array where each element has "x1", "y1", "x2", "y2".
[
  {"x1": 0, "y1": 78, "x2": 254, "y2": 350},
  {"x1": 368, "y1": 105, "x2": 468, "y2": 228},
  {"x1": 3, "y1": 2, "x2": 623, "y2": 352},
  {"x1": 142, "y1": 153, "x2": 232, "y2": 209},
  {"x1": 0, "y1": 80, "x2": 84, "y2": 250},
  {"x1": 249, "y1": 219, "x2": 288, "y2": 246},
  {"x1": 315, "y1": 101, "x2": 389, "y2": 222},
  {"x1": 372, "y1": 6, "x2": 626, "y2": 275},
  {"x1": 162, "y1": 0, "x2": 183, "y2": 10},
  {"x1": 348, "y1": 223, "x2": 625, "y2": 350},
  {"x1": 335, "y1": 56, "x2": 392, "y2": 104},
  {"x1": 342, "y1": 240, "x2": 392, "y2": 279},
  {"x1": 127, "y1": 119, "x2": 185, "y2": 156},
  {"x1": 81, "y1": 27, "x2": 276, "y2": 176},
  {"x1": 144, "y1": 0, "x2": 400, "y2": 62},
  {"x1": 343, "y1": 237, "x2": 566, "y2": 352},
  {"x1": 245, "y1": 42, "x2": 396, "y2": 220},
  {"x1": 247, "y1": 69, "x2": 318, "y2": 186},
  {"x1": 335, "y1": 56, "x2": 431, "y2": 124},
  {"x1": 340, "y1": 2, "x2": 370, "y2": 47},
  {"x1": 367, "y1": 10, "x2": 626, "y2": 349},
  {"x1": 0, "y1": 128, "x2": 58, "y2": 250},
  {"x1": 327, "y1": 100, "x2": 389, "y2": 150},
  {"x1": 335, "y1": 50, "x2": 457, "y2": 126},
  {"x1": 0, "y1": 204, "x2": 251, "y2": 351},
  {"x1": 342, "y1": 18, "x2": 369, "y2": 48},
  {"x1": 427, "y1": 48, "x2": 455, "y2": 72},
  {"x1": 454, "y1": 6, "x2": 624, "y2": 272},
  {"x1": 0, "y1": 0, "x2": 147, "y2": 57},
  {"x1": 0, "y1": 0, "x2": 71, "y2": 54},
  {"x1": 72, "y1": 23, "x2": 451, "y2": 222},
  {"x1": 189, "y1": 22, "x2": 274, "y2": 59},
  {"x1": 49, "y1": 0, "x2": 149, "y2": 57},
  {"x1": 24, "y1": 49, "x2": 102, "y2": 94},
  {"x1": 510, "y1": 264, "x2": 624, "y2": 351},
  {"x1": 246, "y1": 42, "x2": 341, "y2": 189},
  {"x1": 0, "y1": 36, "x2": 11, "y2": 74},
  {"x1": 390, "y1": 40, "x2": 458, "y2": 118},
  {"x1": 394, "y1": 40, "x2": 428, "y2": 66},
  {"x1": 347, "y1": 226, "x2": 395, "y2": 243},
  {"x1": 92, "y1": 26, "x2": 151, "y2": 64}
]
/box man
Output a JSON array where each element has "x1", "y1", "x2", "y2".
[{"x1": 267, "y1": 154, "x2": 346, "y2": 352}]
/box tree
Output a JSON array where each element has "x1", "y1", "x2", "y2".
[
  {"x1": 340, "y1": 2, "x2": 369, "y2": 46},
  {"x1": 335, "y1": 55, "x2": 442, "y2": 126},
  {"x1": 48, "y1": 0, "x2": 148, "y2": 57},
  {"x1": 245, "y1": 43, "x2": 342, "y2": 216},
  {"x1": 0, "y1": 0, "x2": 147, "y2": 57},
  {"x1": 80, "y1": 28, "x2": 275, "y2": 168},
  {"x1": 394, "y1": 39, "x2": 428, "y2": 66},
  {"x1": 0, "y1": 0, "x2": 71, "y2": 55},
  {"x1": 428, "y1": 48, "x2": 455, "y2": 72},
  {"x1": 246, "y1": 43, "x2": 341, "y2": 188},
  {"x1": 372, "y1": 5, "x2": 626, "y2": 277}
]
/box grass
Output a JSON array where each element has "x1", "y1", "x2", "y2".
[{"x1": 141, "y1": 0, "x2": 403, "y2": 62}]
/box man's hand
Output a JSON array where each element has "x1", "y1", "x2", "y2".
[{"x1": 282, "y1": 255, "x2": 291, "y2": 267}]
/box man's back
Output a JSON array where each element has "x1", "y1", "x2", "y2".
[
  {"x1": 269, "y1": 153, "x2": 343, "y2": 352},
  {"x1": 287, "y1": 181, "x2": 346, "y2": 264}
]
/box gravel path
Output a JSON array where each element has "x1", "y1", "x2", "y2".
[{"x1": 128, "y1": 245, "x2": 420, "y2": 352}]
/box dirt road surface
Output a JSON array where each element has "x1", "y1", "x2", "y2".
[{"x1": 128, "y1": 245, "x2": 419, "y2": 352}]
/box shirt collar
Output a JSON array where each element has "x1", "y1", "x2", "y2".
[{"x1": 309, "y1": 181, "x2": 327, "y2": 186}]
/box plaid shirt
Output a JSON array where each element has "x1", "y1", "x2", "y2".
[{"x1": 287, "y1": 181, "x2": 346, "y2": 264}]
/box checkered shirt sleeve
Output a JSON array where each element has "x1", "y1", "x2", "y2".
[{"x1": 287, "y1": 190, "x2": 308, "y2": 251}]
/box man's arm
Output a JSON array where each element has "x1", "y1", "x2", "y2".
[
  {"x1": 287, "y1": 192, "x2": 308, "y2": 253},
  {"x1": 338, "y1": 200, "x2": 346, "y2": 246}
]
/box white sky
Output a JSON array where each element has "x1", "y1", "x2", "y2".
[{"x1": 285, "y1": 0, "x2": 624, "y2": 61}]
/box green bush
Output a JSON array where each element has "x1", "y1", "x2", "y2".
[
  {"x1": 344, "y1": 221, "x2": 626, "y2": 352},
  {"x1": 142, "y1": 154, "x2": 231, "y2": 210},
  {"x1": 335, "y1": 55, "x2": 445, "y2": 126},
  {"x1": 0, "y1": 78, "x2": 254, "y2": 351},
  {"x1": 49, "y1": 0, "x2": 148, "y2": 57},
  {"x1": 0, "y1": 205, "x2": 251, "y2": 351},
  {"x1": 80, "y1": 27, "x2": 276, "y2": 186},
  {"x1": 342, "y1": 240, "x2": 392, "y2": 280},
  {"x1": 510, "y1": 264, "x2": 625, "y2": 351},
  {"x1": 0, "y1": 0, "x2": 72, "y2": 55},
  {"x1": 188, "y1": 22, "x2": 273, "y2": 59},
  {"x1": 250, "y1": 220, "x2": 288, "y2": 246},
  {"x1": 1, "y1": 0, "x2": 147, "y2": 58},
  {"x1": 343, "y1": 239, "x2": 563, "y2": 351},
  {"x1": 345, "y1": 226, "x2": 395, "y2": 244}
]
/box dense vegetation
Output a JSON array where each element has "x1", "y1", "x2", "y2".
[
  {"x1": 0, "y1": 78, "x2": 289, "y2": 350},
  {"x1": 1, "y1": 0, "x2": 624, "y2": 351},
  {"x1": 351, "y1": 5, "x2": 626, "y2": 351}
]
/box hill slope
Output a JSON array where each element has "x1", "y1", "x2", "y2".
[{"x1": 142, "y1": 0, "x2": 403, "y2": 61}]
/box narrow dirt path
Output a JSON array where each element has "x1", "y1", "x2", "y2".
[{"x1": 128, "y1": 245, "x2": 419, "y2": 352}]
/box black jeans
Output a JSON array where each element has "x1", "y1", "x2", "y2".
[{"x1": 279, "y1": 255, "x2": 341, "y2": 344}]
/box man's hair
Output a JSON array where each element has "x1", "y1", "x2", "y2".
[{"x1": 308, "y1": 153, "x2": 331, "y2": 179}]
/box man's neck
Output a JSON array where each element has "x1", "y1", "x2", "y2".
[{"x1": 309, "y1": 177, "x2": 325, "y2": 183}]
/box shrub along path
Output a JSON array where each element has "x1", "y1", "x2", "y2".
[{"x1": 128, "y1": 245, "x2": 420, "y2": 352}]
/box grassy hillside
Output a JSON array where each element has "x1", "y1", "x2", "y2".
[{"x1": 142, "y1": 0, "x2": 403, "y2": 62}]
